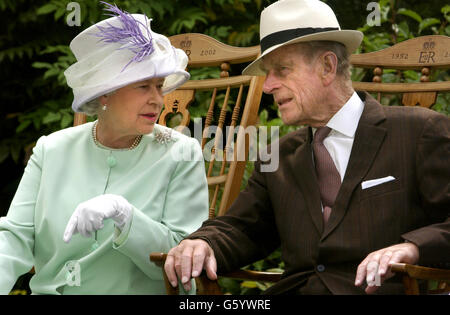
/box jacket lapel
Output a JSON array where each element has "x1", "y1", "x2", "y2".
[
  {"x1": 289, "y1": 127, "x2": 324, "y2": 235},
  {"x1": 322, "y1": 92, "x2": 387, "y2": 240}
]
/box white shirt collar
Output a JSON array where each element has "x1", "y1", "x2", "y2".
[{"x1": 326, "y1": 91, "x2": 365, "y2": 138}]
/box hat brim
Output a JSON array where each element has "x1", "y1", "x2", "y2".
[{"x1": 242, "y1": 30, "x2": 363, "y2": 76}]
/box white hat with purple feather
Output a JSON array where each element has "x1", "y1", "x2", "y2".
[{"x1": 64, "y1": 2, "x2": 190, "y2": 113}]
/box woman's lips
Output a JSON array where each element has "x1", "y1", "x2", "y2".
[{"x1": 141, "y1": 113, "x2": 157, "y2": 122}]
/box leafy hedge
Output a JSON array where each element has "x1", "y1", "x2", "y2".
[{"x1": 2, "y1": 0, "x2": 448, "y2": 294}]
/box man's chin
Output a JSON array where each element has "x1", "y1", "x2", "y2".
[{"x1": 280, "y1": 116, "x2": 301, "y2": 127}]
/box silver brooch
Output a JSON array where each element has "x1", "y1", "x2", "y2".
[{"x1": 153, "y1": 129, "x2": 174, "y2": 144}]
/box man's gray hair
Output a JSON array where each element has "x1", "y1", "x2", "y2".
[{"x1": 294, "y1": 41, "x2": 352, "y2": 80}]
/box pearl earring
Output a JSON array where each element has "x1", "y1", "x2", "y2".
[{"x1": 102, "y1": 104, "x2": 107, "y2": 111}]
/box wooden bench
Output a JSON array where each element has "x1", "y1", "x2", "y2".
[{"x1": 80, "y1": 34, "x2": 450, "y2": 295}]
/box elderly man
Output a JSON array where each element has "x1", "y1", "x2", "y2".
[{"x1": 165, "y1": 0, "x2": 449, "y2": 294}]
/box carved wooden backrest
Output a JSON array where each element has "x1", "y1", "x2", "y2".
[
  {"x1": 74, "y1": 33, "x2": 264, "y2": 220},
  {"x1": 162, "y1": 33, "x2": 264, "y2": 219},
  {"x1": 350, "y1": 35, "x2": 450, "y2": 107}
]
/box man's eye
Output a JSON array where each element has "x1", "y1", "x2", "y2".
[{"x1": 275, "y1": 67, "x2": 288, "y2": 75}]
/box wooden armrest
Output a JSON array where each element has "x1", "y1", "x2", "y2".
[
  {"x1": 220, "y1": 269, "x2": 282, "y2": 283},
  {"x1": 151, "y1": 252, "x2": 282, "y2": 281},
  {"x1": 150, "y1": 252, "x2": 282, "y2": 294},
  {"x1": 390, "y1": 263, "x2": 450, "y2": 295},
  {"x1": 149, "y1": 252, "x2": 167, "y2": 267},
  {"x1": 390, "y1": 263, "x2": 450, "y2": 280}
]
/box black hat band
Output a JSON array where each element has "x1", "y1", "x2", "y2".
[{"x1": 260, "y1": 27, "x2": 339, "y2": 54}]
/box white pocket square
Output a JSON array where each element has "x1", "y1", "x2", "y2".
[{"x1": 361, "y1": 176, "x2": 396, "y2": 190}]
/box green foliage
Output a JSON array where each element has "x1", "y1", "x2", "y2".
[
  {"x1": 355, "y1": 1, "x2": 450, "y2": 116},
  {"x1": 32, "y1": 45, "x2": 75, "y2": 84},
  {"x1": 358, "y1": 0, "x2": 450, "y2": 51},
  {"x1": 1, "y1": 0, "x2": 449, "y2": 295},
  {"x1": 168, "y1": 7, "x2": 208, "y2": 34}
]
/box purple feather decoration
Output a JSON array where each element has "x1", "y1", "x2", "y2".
[{"x1": 91, "y1": 1, "x2": 154, "y2": 71}]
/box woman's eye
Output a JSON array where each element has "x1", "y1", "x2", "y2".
[{"x1": 136, "y1": 82, "x2": 163, "y2": 90}]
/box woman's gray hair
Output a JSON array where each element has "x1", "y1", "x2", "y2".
[
  {"x1": 294, "y1": 41, "x2": 352, "y2": 81},
  {"x1": 78, "y1": 91, "x2": 115, "y2": 116},
  {"x1": 78, "y1": 98, "x2": 101, "y2": 116}
]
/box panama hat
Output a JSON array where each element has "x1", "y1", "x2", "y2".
[
  {"x1": 242, "y1": 0, "x2": 363, "y2": 76},
  {"x1": 64, "y1": 2, "x2": 190, "y2": 113}
]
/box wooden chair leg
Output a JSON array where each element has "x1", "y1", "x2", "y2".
[
  {"x1": 402, "y1": 275, "x2": 419, "y2": 295},
  {"x1": 162, "y1": 269, "x2": 179, "y2": 295},
  {"x1": 195, "y1": 276, "x2": 223, "y2": 295},
  {"x1": 437, "y1": 281, "x2": 450, "y2": 294}
]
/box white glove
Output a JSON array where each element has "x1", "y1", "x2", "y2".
[{"x1": 63, "y1": 194, "x2": 133, "y2": 243}]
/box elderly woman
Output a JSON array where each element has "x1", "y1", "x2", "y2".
[{"x1": 0, "y1": 3, "x2": 208, "y2": 294}]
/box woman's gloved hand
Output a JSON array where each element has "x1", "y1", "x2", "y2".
[{"x1": 63, "y1": 194, "x2": 133, "y2": 243}]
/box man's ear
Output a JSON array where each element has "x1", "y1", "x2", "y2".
[{"x1": 319, "y1": 51, "x2": 338, "y2": 86}]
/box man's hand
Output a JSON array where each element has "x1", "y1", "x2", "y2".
[
  {"x1": 355, "y1": 242, "x2": 419, "y2": 294},
  {"x1": 164, "y1": 239, "x2": 217, "y2": 292}
]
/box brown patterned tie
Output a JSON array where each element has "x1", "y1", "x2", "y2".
[{"x1": 313, "y1": 127, "x2": 341, "y2": 224}]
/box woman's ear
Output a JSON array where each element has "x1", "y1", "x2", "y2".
[
  {"x1": 100, "y1": 94, "x2": 109, "y2": 104},
  {"x1": 319, "y1": 51, "x2": 338, "y2": 86}
]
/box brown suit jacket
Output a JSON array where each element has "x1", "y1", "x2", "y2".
[{"x1": 188, "y1": 92, "x2": 450, "y2": 294}]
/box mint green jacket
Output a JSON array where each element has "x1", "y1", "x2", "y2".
[{"x1": 0, "y1": 122, "x2": 209, "y2": 294}]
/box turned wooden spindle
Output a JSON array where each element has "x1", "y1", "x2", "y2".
[
  {"x1": 220, "y1": 62, "x2": 230, "y2": 78},
  {"x1": 372, "y1": 67, "x2": 383, "y2": 83},
  {"x1": 373, "y1": 67, "x2": 383, "y2": 101},
  {"x1": 420, "y1": 67, "x2": 430, "y2": 82}
]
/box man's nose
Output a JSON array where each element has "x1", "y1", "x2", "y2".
[{"x1": 262, "y1": 72, "x2": 280, "y2": 94}]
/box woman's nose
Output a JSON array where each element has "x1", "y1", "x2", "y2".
[{"x1": 148, "y1": 86, "x2": 164, "y2": 104}]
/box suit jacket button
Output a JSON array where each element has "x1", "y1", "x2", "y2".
[{"x1": 317, "y1": 264, "x2": 325, "y2": 272}]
